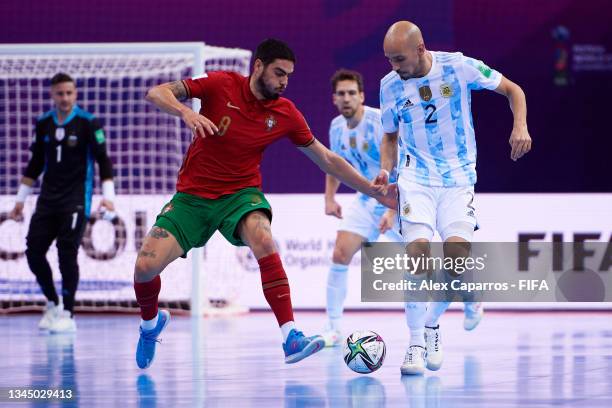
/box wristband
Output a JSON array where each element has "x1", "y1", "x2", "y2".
[
  {"x1": 102, "y1": 180, "x2": 116, "y2": 202},
  {"x1": 16, "y1": 183, "x2": 33, "y2": 203}
]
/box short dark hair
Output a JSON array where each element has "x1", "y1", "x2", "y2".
[
  {"x1": 331, "y1": 69, "x2": 364, "y2": 93},
  {"x1": 50, "y1": 72, "x2": 75, "y2": 86},
  {"x1": 254, "y1": 38, "x2": 296, "y2": 66}
]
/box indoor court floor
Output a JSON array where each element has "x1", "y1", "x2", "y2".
[{"x1": 1, "y1": 310, "x2": 611, "y2": 407}]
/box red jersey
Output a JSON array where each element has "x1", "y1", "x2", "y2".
[{"x1": 177, "y1": 71, "x2": 315, "y2": 198}]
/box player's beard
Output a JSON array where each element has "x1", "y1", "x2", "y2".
[
  {"x1": 256, "y1": 75, "x2": 281, "y2": 100},
  {"x1": 341, "y1": 106, "x2": 357, "y2": 119}
]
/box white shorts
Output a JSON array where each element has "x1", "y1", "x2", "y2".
[
  {"x1": 338, "y1": 196, "x2": 402, "y2": 242},
  {"x1": 397, "y1": 182, "x2": 477, "y2": 241}
]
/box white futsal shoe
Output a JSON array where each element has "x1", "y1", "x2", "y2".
[
  {"x1": 38, "y1": 302, "x2": 62, "y2": 330},
  {"x1": 49, "y1": 310, "x2": 77, "y2": 333},
  {"x1": 400, "y1": 345, "x2": 426, "y2": 375},
  {"x1": 425, "y1": 325, "x2": 443, "y2": 371},
  {"x1": 464, "y1": 302, "x2": 484, "y2": 331}
]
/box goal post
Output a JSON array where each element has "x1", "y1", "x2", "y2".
[{"x1": 0, "y1": 42, "x2": 252, "y2": 316}]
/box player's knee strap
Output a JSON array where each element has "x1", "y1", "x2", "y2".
[
  {"x1": 440, "y1": 221, "x2": 474, "y2": 242},
  {"x1": 401, "y1": 222, "x2": 434, "y2": 243}
]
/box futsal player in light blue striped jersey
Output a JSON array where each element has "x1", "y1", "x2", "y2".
[{"x1": 375, "y1": 21, "x2": 532, "y2": 375}]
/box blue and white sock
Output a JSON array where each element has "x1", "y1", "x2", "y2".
[
  {"x1": 326, "y1": 263, "x2": 349, "y2": 330},
  {"x1": 425, "y1": 301, "x2": 451, "y2": 327},
  {"x1": 405, "y1": 302, "x2": 427, "y2": 347}
]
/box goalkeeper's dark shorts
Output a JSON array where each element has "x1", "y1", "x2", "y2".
[{"x1": 153, "y1": 187, "x2": 272, "y2": 255}]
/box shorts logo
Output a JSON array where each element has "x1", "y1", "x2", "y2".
[
  {"x1": 55, "y1": 127, "x2": 65, "y2": 142},
  {"x1": 265, "y1": 115, "x2": 277, "y2": 132},
  {"x1": 440, "y1": 84, "x2": 453, "y2": 98},
  {"x1": 467, "y1": 209, "x2": 475, "y2": 218},
  {"x1": 418, "y1": 86, "x2": 432, "y2": 102},
  {"x1": 250, "y1": 195, "x2": 263, "y2": 206},
  {"x1": 402, "y1": 203, "x2": 411, "y2": 216},
  {"x1": 161, "y1": 203, "x2": 173, "y2": 214}
]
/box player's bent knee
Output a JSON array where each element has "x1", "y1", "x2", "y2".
[
  {"x1": 441, "y1": 222, "x2": 474, "y2": 243},
  {"x1": 248, "y1": 233, "x2": 277, "y2": 258},
  {"x1": 134, "y1": 256, "x2": 162, "y2": 283},
  {"x1": 332, "y1": 246, "x2": 352, "y2": 265}
]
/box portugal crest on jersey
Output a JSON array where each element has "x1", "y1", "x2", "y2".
[
  {"x1": 265, "y1": 115, "x2": 277, "y2": 132},
  {"x1": 418, "y1": 86, "x2": 432, "y2": 102}
]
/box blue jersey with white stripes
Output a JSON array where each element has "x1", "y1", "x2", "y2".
[
  {"x1": 380, "y1": 51, "x2": 502, "y2": 187},
  {"x1": 329, "y1": 106, "x2": 402, "y2": 215}
]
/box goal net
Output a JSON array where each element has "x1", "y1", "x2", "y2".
[{"x1": 0, "y1": 43, "x2": 252, "y2": 315}]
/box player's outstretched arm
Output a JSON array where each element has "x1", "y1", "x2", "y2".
[
  {"x1": 298, "y1": 139, "x2": 397, "y2": 209},
  {"x1": 325, "y1": 174, "x2": 342, "y2": 218},
  {"x1": 494, "y1": 77, "x2": 532, "y2": 161},
  {"x1": 145, "y1": 80, "x2": 218, "y2": 138},
  {"x1": 373, "y1": 132, "x2": 399, "y2": 192}
]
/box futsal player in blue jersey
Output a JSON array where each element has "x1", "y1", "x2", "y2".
[
  {"x1": 376, "y1": 21, "x2": 532, "y2": 375},
  {"x1": 322, "y1": 69, "x2": 403, "y2": 346}
]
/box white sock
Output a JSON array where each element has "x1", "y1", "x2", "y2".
[
  {"x1": 140, "y1": 314, "x2": 159, "y2": 331},
  {"x1": 425, "y1": 301, "x2": 451, "y2": 327},
  {"x1": 281, "y1": 321, "x2": 296, "y2": 342},
  {"x1": 464, "y1": 301, "x2": 477, "y2": 314},
  {"x1": 326, "y1": 263, "x2": 349, "y2": 328},
  {"x1": 328, "y1": 317, "x2": 342, "y2": 331},
  {"x1": 405, "y1": 302, "x2": 426, "y2": 347}
]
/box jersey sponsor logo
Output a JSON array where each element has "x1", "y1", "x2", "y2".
[
  {"x1": 440, "y1": 84, "x2": 454, "y2": 98},
  {"x1": 55, "y1": 127, "x2": 65, "y2": 142},
  {"x1": 226, "y1": 101, "x2": 240, "y2": 110},
  {"x1": 67, "y1": 134, "x2": 78, "y2": 147},
  {"x1": 95, "y1": 129, "x2": 106, "y2": 144},
  {"x1": 477, "y1": 62, "x2": 493, "y2": 78},
  {"x1": 418, "y1": 86, "x2": 432, "y2": 102},
  {"x1": 265, "y1": 115, "x2": 277, "y2": 132},
  {"x1": 401, "y1": 98, "x2": 414, "y2": 110}
]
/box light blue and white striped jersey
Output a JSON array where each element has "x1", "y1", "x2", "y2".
[
  {"x1": 329, "y1": 105, "x2": 402, "y2": 215},
  {"x1": 380, "y1": 51, "x2": 502, "y2": 187}
]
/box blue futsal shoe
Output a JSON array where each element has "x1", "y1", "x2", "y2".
[
  {"x1": 136, "y1": 310, "x2": 170, "y2": 369},
  {"x1": 283, "y1": 329, "x2": 325, "y2": 364}
]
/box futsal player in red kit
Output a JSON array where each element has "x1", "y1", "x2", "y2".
[{"x1": 134, "y1": 39, "x2": 395, "y2": 368}]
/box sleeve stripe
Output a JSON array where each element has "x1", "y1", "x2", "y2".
[
  {"x1": 181, "y1": 79, "x2": 191, "y2": 99},
  {"x1": 297, "y1": 137, "x2": 316, "y2": 148}
]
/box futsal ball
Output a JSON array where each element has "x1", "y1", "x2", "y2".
[{"x1": 343, "y1": 330, "x2": 386, "y2": 374}]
